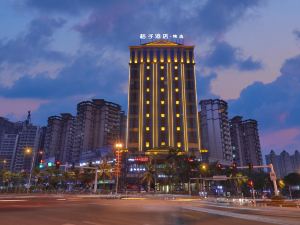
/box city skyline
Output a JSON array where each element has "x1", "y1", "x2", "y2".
[{"x1": 0, "y1": 1, "x2": 300, "y2": 154}]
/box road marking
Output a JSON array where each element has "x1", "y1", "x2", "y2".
[
  {"x1": 57, "y1": 198, "x2": 66, "y2": 201},
  {"x1": 82, "y1": 221, "x2": 102, "y2": 225},
  {"x1": 121, "y1": 197, "x2": 146, "y2": 200},
  {"x1": 0, "y1": 199, "x2": 28, "y2": 202},
  {"x1": 61, "y1": 224, "x2": 76, "y2": 225},
  {"x1": 183, "y1": 206, "x2": 299, "y2": 225}
]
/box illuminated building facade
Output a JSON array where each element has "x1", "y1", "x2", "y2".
[{"x1": 127, "y1": 40, "x2": 201, "y2": 153}]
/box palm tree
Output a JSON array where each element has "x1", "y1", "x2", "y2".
[{"x1": 141, "y1": 162, "x2": 155, "y2": 192}]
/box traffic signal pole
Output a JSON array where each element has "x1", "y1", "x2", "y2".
[{"x1": 237, "y1": 164, "x2": 279, "y2": 196}]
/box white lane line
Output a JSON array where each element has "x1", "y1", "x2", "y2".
[
  {"x1": 61, "y1": 224, "x2": 76, "y2": 225},
  {"x1": 82, "y1": 221, "x2": 102, "y2": 225},
  {"x1": 183, "y1": 206, "x2": 299, "y2": 225},
  {"x1": 57, "y1": 198, "x2": 66, "y2": 201},
  {"x1": 198, "y1": 203, "x2": 260, "y2": 211},
  {"x1": 0, "y1": 199, "x2": 28, "y2": 202}
]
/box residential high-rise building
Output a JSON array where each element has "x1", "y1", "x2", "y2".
[
  {"x1": 127, "y1": 40, "x2": 201, "y2": 153},
  {"x1": 230, "y1": 116, "x2": 263, "y2": 166},
  {"x1": 44, "y1": 113, "x2": 75, "y2": 163},
  {"x1": 199, "y1": 99, "x2": 232, "y2": 165},
  {"x1": 0, "y1": 134, "x2": 18, "y2": 171},
  {"x1": 73, "y1": 99, "x2": 122, "y2": 162},
  {"x1": 265, "y1": 150, "x2": 300, "y2": 178},
  {"x1": 12, "y1": 112, "x2": 40, "y2": 172}
]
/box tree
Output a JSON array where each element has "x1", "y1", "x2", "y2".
[
  {"x1": 98, "y1": 160, "x2": 113, "y2": 191},
  {"x1": 141, "y1": 162, "x2": 155, "y2": 192},
  {"x1": 284, "y1": 173, "x2": 300, "y2": 186}
]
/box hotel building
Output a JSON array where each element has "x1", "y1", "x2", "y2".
[{"x1": 127, "y1": 40, "x2": 201, "y2": 154}]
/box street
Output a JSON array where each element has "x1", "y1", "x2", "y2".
[{"x1": 0, "y1": 195, "x2": 299, "y2": 225}]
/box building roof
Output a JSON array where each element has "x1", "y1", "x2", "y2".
[{"x1": 129, "y1": 40, "x2": 193, "y2": 49}]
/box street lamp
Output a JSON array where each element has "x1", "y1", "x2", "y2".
[
  {"x1": 115, "y1": 142, "x2": 123, "y2": 194},
  {"x1": 24, "y1": 147, "x2": 35, "y2": 194}
]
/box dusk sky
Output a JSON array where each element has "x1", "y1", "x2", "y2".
[{"x1": 0, "y1": 0, "x2": 300, "y2": 155}]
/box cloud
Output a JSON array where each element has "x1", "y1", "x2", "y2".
[
  {"x1": 294, "y1": 29, "x2": 300, "y2": 40},
  {"x1": 0, "y1": 97, "x2": 47, "y2": 119},
  {"x1": 204, "y1": 41, "x2": 263, "y2": 71},
  {"x1": 229, "y1": 54, "x2": 300, "y2": 150},
  {"x1": 0, "y1": 17, "x2": 68, "y2": 86}
]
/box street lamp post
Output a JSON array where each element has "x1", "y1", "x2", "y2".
[
  {"x1": 115, "y1": 143, "x2": 123, "y2": 195},
  {"x1": 25, "y1": 147, "x2": 35, "y2": 194}
]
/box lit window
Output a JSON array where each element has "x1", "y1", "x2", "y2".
[
  {"x1": 146, "y1": 65, "x2": 150, "y2": 69},
  {"x1": 146, "y1": 127, "x2": 150, "y2": 131},
  {"x1": 146, "y1": 100, "x2": 150, "y2": 105},
  {"x1": 160, "y1": 66, "x2": 164, "y2": 69},
  {"x1": 176, "y1": 127, "x2": 181, "y2": 131},
  {"x1": 161, "y1": 88, "x2": 164, "y2": 92},
  {"x1": 160, "y1": 77, "x2": 164, "y2": 81},
  {"x1": 161, "y1": 142, "x2": 166, "y2": 146},
  {"x1": 146, "y1": 77, "x2": 150, "y2": 81},
  {"x1": 146, "y1": 142, "x2": 150, "y2": 147},
  {"x1": 146, "y1": 113, "x2": 150, "y2": 118},
  {"x1": 174, "y1": 66, "x2": 178, "y2": 69},
  {"x1": 161, "y1": 127, "x2": 165, "y2": 131},
  {"x1": 161, "y1": 100, "x2": 165, "y2": 105},
  {"x1": 146, "y1": 88, "x2": 150, "y2": 92},
  {"x1": 177, "y1": 142, "x2": 181, "y2": 148},
  {"x1": 175, "y1": 77, "x2": 178, "y2": 80},
  {"x1": 176, "y1": 114, "x2": 180, "y2": 118},
  {"x1": 175, "y1": 88, "x2": 179, "y2": 92},
  {"x1": 161, "y1": 114, "x2": 165, "y2": 118},
  {"x1": 176, "y1": 101, "x2": 180, "y2": 105}
]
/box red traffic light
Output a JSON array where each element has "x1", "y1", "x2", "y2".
[
  {"x1": 216, "y1": 163, "x2": 222, "y2": 169},
  {"x1": 247, "y1": 179, "x2": 254, "y2": 188},
  {"x1": 232, "y1": 162, "x2": 237, "y2": 169}
]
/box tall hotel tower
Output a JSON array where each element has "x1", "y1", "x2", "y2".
[{"x1": 127, "y1": 40, "x2": 201, "y2": 154}]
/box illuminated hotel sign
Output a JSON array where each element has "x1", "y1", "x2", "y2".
[{"x1": 139, "y1": 33, "x2": 184, "y2": 44}]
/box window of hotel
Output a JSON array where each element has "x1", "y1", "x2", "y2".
[
  {"x1": 177, "y1": 142, "x2": 181, "y2": 148},
  {"x1": 160, "y1": 77, "x2": 164, "y2": 81},
  {"x1": 161, "y1": 88, "x2": 164, "y2": 92},
  {"x1": 176, "y1": 114, "x2": 180, "y2": 118},
  {"x1": 175, "y1": 77, "x2": 178, "y2": 80},
  {"x1": 146, "y1": 65, "x2": 150, "y2": 69},
  {"x1": 176, "y1": 127, "x2": 181, "y2": 131},
  {"x1": 176, "y1": 101, "x2": 180, "y2": 105},
  {"x1": 161, "y1": 142, "x2": 166, "y2": 146},
  {"x1": 146, "y1": 142, "x2": 150, "y2": 147},
  {"x1": 161, "y1": 127, "x2": 165, "y2": 131},
  {"x1": 175, "y1": 88, "x2": 179, "y2": 92},
  {"x1": 146, "y1": 88, "x2": 150, "y2": 92},
  {"x1": 161, "y1": 100, "x2": 165, "y2": 105},
  {"x1": 174, "y1": 66, "x2": 178, "y2": 70},
  {"x1": 146, "y1": 127, "x2": 150, "y2": 131},
  {"x1": 146, "y1": 100, "x2": 150, "y2": 104},
  {"x1": 160, "y1": 66, "x2": 164, "y2": 69},
  {"x1": 146, "y1": 76, "x2": 150, "y2": 81},
  {"x1": 146, "y1": 113, "x2": 150, "y2": 118},
  {"x1": 161, "y1": 114, "x2": 165, "y2": 118}
]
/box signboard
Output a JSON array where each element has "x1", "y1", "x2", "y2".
[
  {"x1": 139, "y1": 33, "x2": 184, "y2": 44},
  {"x1": 212, "y1": 175, "x2": 228, "y2": 181}
]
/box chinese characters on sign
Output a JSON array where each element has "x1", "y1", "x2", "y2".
[{"x1": 139, "y1": 33, "x2": 184, "y2": 44}]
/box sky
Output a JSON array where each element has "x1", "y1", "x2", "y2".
[{"x1": 0, "y1": 0, "x2": 300, "y2": 156}]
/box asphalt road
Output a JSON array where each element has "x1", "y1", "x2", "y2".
[{"x1": 0, "y1": 196, "x2": 299, "y2": 225}]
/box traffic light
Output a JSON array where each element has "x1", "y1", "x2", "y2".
[
  {"x1": 216, "y1": 163, "x2": 222, "y2": 170},
  {"x1": 247, "y1": 179, "x2": 254, "y2": 188},
  {"x1": 47, "y1": 162, "x2": 53, "y2": 167},
  {"x1": 231, "y1": 162, "x2": 237, "y2": 175},
  {"x1": 39, "y1": 159, "x2": 44, "y2": 169},
  {"x1": 55, "y1": 160, "x2": 61, "y2": 169}
]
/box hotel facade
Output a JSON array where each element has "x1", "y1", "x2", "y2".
[{"x1": 127, "y1": 40, "x2": 201, "y2": 154}]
